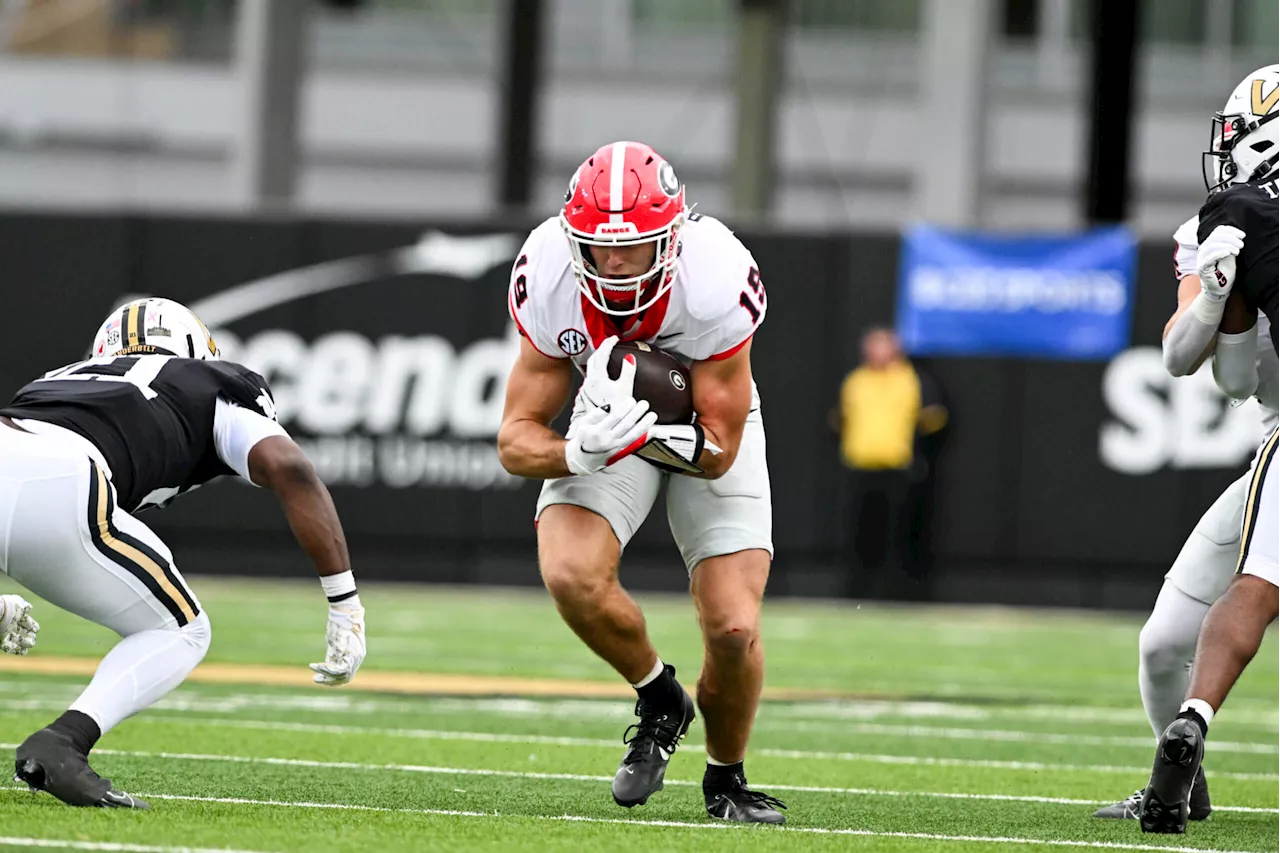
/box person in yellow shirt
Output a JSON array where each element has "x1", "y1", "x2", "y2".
[{"x1": 832, "y1": 328, "x2": 949, "y2": 598}]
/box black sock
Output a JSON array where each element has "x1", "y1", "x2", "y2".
[
  {"x1": 635, "y1": 665, "x2": 680, "y2": 709},
  {"x1": 49, "y1": 710, "x2": 101, "y2": 755},
  {"x1": 1177, "y1": 708, "x2": 1210, "y2": 739},
  {"x1": 704, "y1": 761, "x2": 745, "y2": 794}
]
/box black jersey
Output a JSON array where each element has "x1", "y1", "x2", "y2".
[
  {"x1": 0, "y1": 356, "x2": 276, "y2": 513},
  {"x1": 1198, "y1": 178, "x2": 1279, "y2": 352}
]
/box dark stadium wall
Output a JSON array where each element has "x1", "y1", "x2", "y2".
[{"x1": 0, "y1": 212, "x2": 1251, "y2": 610}]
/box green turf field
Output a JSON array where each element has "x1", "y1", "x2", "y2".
[{"x1": 0, "y1": 576, "x2": 1274, "y2": 853}]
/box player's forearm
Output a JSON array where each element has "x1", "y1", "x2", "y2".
[
  {"x1": 1212, "y1": 327, "x2": 1260, "y2": 400},
  {"x1": 498, "y1": 419, "x2": 572, "y2": 480},
  {"x1": 248, "y1": 437, "x2": 351, "y2": 577},
  {"x1": 690, "y1": 451, "x2": 733, "y2": 479},
  {"x1": 687, "y1": 423, "x2": 739, "y2": 479},
  {"x1": 1163, "y1": 296, "x2": 1223, "y2": 376},
  {"x1": 274, "y1": 467, "x2": 352, "y2": 578}
]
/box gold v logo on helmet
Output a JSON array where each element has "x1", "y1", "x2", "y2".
[
  {"x1": 193, "y1": 315, "x2": 218, "y2": 358},
  {"x1": 1251, "y1": 79, "x2": 1278, "y2": 117}
]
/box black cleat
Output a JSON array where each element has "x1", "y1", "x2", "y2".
[
  {"x1": 14, "y1": 727, "x2": 149, "y2": 809},
  {"x1": 1093, "y1": 789, "x2": 1144, "y2": 820},
  {"x1": 1189, "y1": 766, "x2": 1212, "y2": 821},
  {"x1": 1139, "y1": 718, "x2": 1204, "y2": 834},
  {"x1": 705, "y1": 773, "x2": 787, "y2": 824},
  {"x1": 1095, "y1": 770, "x2": 1211, "y2": 821},
  {"x1": 611, "y1": 673, "x2": 695, "y2": 808}
]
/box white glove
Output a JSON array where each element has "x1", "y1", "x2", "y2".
[
  {"x1": 565, "y1": 395, "x2": 657, "y2": 475},
  {"x1": 635, "y1": 423, "x2": 724, "y2": 475},
  {"x1": 310, "y1": 599, "x2": 366, "y2": 686},
  {"x1": 580, "y1": 335, "x2": 624, "y2": 411},
  {"x1": 0, "y1": 595, "x2": 38, "y2": 655},
  {"x1": 565, "y1": 339, "x2": 659, "y2": 475},
  {"x1": 1197, "y1": 225, "x2": 1245, "y2": 301}
]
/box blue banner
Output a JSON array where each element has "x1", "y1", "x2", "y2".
[{"x1": 895, "y1": 224, "x2": 1137, "y2": 359}]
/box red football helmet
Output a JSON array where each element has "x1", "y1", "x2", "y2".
[{"x1": 559, "y1": 141, "x2": 688, "y2": 316}]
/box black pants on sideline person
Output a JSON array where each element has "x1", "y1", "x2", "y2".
[{"x1": 844, "y1": 465, "x2": 937, "y2": 600}]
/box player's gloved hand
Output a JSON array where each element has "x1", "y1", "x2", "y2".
[
  {"x1": 1197, "y1": 225, "x2": 1245, "y2": 301},
  {"x1": 581, "y1": 335, "x2": 627, "y2": 411},
  {"x1": 310, "y1": 598, "x2": 366, "y2": 686},
  {"x1": 635, "y1": 423, "x2": 724, "y2": 475},
  {"x1": 565, "y1": 396, "x2": 657, "y2": 475},
  {"x1": 566, "y1": 348, "x2": 658, "y2": 475},
  {"x1": 0, "y1": 594, "x2": 38, "y2": 655}
]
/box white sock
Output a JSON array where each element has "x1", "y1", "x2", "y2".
[
  {"x1": 707, "y1": 755, "x2": 738, "y2": 767},
  {"x1": 1181, "y1": 698, "x2": 1215, "y2": 731},
  {"x1": 631, "y1": 658, "x2": 665, "y2": 689},
  {"x1": 69, "y1": 612, "x2": 211, "y2": 734},
  {"x1": 1138, "y1": 582, "x2": 1210, "y2": 738}
]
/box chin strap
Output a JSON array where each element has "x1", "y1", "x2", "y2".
[{"x1": 1247, "y1": 156, "x2": 1278, "y2": 183}]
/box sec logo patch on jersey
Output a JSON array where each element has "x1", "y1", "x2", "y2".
[{"x1": 557, "y1": 329, "x2": 588, "y2": 356}]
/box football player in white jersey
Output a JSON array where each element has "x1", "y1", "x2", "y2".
[
  {"x1": 498, "y1": 141, "x2": 785, "y2": 824},
  {"x1": 1090, "y1": 65, "x2": 1280, "y2": 829},
  {"x1": 1138, "y1": 65, "x2": 1279, "y2": 834}
]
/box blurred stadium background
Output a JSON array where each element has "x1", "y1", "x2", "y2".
[
  {"x1": 0, "y1": 3, "x2": 1277, "y2": 850},
  {"x1": 2, "y1": 0, "x2": 1277, "y2": 608}
]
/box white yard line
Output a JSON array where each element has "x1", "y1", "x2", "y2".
[
  {"x1": 0, "y1": 838, "x2": 270, "y2": 853},
  {"x1": 19, "y1": 790, "x2": 1260, "y2": 853},
  {"x1": 752, "y1": 746, "x2": 1278, "y2": 782},
  {"x1": 5, "y1": 744, "x2": 1269, "y2": 814},
  {"x1": 10, "y1": 712, "x2": 1280, "y2": 778},
  {"x1": 3, "y1": 685, "x2": 1275, "y2": 729},
  {"x1": 80, "y1": 712, "x2": 1280, "y2": 758}
]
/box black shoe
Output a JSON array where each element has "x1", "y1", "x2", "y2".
[
  {"x1": 1188, "y1": 766, "x2": 1212, "y2": 821},
  {"x1": 1092, "y1": 789, "x2": 1143, "y2": 820},
  {"x1": 1139, "y1": 718, "x2": 1204, "y2": 834},
  {"x1": 705, "y1": 773, "x2": 787, "y2": 824},
  {"x1": 611, "y1": 676, "x2": 695, "y2": 808},
  {"x1": 14, "y1": 727, "x2": 149, "y2": 809},
  {"x1": 1094, "y1": 769, "x2": 1210, "y2": 821}
]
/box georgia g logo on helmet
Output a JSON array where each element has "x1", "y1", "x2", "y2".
[
  {"x1": 657, "y1": 161, "x2": 680, "y2": 198},
  {"x1": 564, "y1": 169, "x2": 581, "y2": 204}
]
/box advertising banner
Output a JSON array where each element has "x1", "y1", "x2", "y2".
[{"x1": 895, "y1": 225, "x2": 1137, "y2": 359}]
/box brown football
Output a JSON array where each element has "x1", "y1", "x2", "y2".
[{"x1": 606, "y1": 341, "x2": 693, "y2": 425}]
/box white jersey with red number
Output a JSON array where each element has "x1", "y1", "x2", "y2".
[
  {"x1": 1173, "y1": 214, "x2": 1278, "y2": 433},
  {"x1": 508, "y1": 213, "x2": 765, "y2": 407}
]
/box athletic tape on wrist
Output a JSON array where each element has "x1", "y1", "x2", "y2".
[
  {"x1": 1190, "y1": 292, "x2": 1227, "y2": 325},
  {"x1": 320, "y1": 570, "x2": 358, "y2": 603}
]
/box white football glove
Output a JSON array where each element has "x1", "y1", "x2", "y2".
[
  {"x1": 565, "y1": 338, "x2": 659, "y2": 475},
  {"x1": 634, "y1": 423, "x2": 724, "y2": 475},
  {"x1": 1197, "y1": 225, "x2": 1246, "y2": 302},
  {"x1": 580, "y1": 335, "x2": 624, "y2": 411},
  {"x1": 310, "y1": 599, "x2": 366, "y2": 686},
  {"x1": 565, "y1": 396, "x2": 657, "y2": 475},
  {"x1": 0, "y1": 594, "x2": 38, "y2": 655}
]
